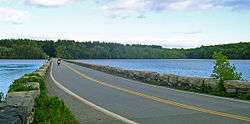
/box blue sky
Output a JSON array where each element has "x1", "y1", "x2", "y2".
[{"x1": 0, "y1": 0, "x2": 250, "y2": 48}]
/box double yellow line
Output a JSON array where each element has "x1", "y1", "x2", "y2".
[{"x1": 64, "y1": 63, "x2": 250, "y2": 122}]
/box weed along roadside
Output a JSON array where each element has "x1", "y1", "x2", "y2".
[
  {"x1": 65, "y1": 60, "x2": 250, "y2": 101},
  {"x1": 0, "y1": 61, "x2": 79, "y2": 124}
]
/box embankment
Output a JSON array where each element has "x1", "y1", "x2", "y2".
[
  {"x1": 0, "y1": 61, "x2": 78, "y2": 123},
  {"x1": 66, "y1": 60, "x2": 250, "y2": 100}
]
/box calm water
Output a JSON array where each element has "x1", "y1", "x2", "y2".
[
  {"x1": 0, "y1": 60, "x2": 45, "y2": 95},
  {"x1": 76, "y1": 59, "x2": 250, "y2": 81}
]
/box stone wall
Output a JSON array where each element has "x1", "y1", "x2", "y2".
[
  {"x1": 67, "y1": 60, "x2": 250, "y2": 94},
  {"x1": 0, "y1": 61, "x2": 50, "y2": 124}
]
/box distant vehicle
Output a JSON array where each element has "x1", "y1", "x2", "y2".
[{"x1": 57, "y1": 58, "x2": 62, "y2": 66}]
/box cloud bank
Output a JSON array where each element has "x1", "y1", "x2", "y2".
[
  {"x1": 100, "y1": 0, "x2": 250, "y2": 17},
  {"x1": 101, "y1": 0, "x2": 250, "y2": 12},
  {"x1": 25, "y1": 0, "x2": 73, "y2": 7},
  {"x1": 0, "y1": 8, "x2": 30, "y2": 24}
]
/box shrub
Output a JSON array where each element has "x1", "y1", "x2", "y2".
[
  {"x1": 200, "y1": 83, "x2": 211, "y2": 93},
  {"x1": 8, "y1": 75, "x2": 43, "y2": 92},
  {"x1": 211, "y1": 52, "x2": 242, "y2": 93},
  {"x1": 239, "y1": 93, "x2": 250, "y2": 100}
]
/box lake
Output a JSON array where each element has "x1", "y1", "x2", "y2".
[
  {"x1": 1, "y1": 59, "x2": 249, "y2": 95},
  {"x1": 76, "y1": 59, "x2": 250, "y2": 81},
  {"x1": 0, "y1": 60, "x2": 45, "y2": 95}
]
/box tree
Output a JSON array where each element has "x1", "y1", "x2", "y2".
[{"x1": 211, "y1": 52, "x2": 242, "y2": 92}]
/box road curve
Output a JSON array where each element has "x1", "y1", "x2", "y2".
[{"x1": 50, "y1": 60, "x2": 250, "y2": 124}]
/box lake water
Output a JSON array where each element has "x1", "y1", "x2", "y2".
[
  {"x1": 76, "y1": 59, "x2": 250, "y2": 81},
  {"x1": 0, "y1": 60, "x2": 45, "y2": 95}
]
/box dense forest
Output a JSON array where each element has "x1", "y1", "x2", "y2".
[{"x1": 0, "y1": 39, "x2": 249, "y2": 59}]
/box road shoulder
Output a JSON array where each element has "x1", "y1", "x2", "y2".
[{"x1": 45, "y1": 64, "x2": 125, "y2": 124}]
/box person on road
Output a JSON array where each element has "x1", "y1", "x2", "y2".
[{"x1": 57, "y1": 59, "x2": 62, "y2": 66}]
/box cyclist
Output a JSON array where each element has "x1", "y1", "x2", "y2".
[{"x1": 57, "y1": 58, "x2": 62, "y2": 66}]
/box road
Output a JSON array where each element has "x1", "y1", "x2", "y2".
[{"x1": 49, "y1": 60, "x2": 250, "y2": 124}]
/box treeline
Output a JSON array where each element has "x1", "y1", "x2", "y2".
[{"x1": 0, "y1": 39, "x2": 250, "y2": 59}]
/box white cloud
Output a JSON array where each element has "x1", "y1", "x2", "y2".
[
  {"x1": 25, "y1": 0, "x2": 73, "y2": 7},
  {"x1": 0, "y1": 8, "x2": 30, "y2": 24},
  {"x1": 101, "y1": 0, "x2": 250, "y2": 17}
]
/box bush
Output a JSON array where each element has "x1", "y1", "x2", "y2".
[
  {"x1": 239, "y1": 94, "x2": 250, "y2": 100},
  {"x1": 199, "y1": 83, "x2": 212, "y2": 93},
  {"x1": 8, "y1": 75, "x2": 43, "y2": 92},
  {"x1": 211, "y1": 52, "x2": 242, "y2": 93}
]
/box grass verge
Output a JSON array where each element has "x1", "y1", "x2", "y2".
[
  {"x1": 31, "y1": 73, "x2": 79, "y2": 124},
  {"x1": 8, "y1": 72, "x2": 79, "y2": 124}
]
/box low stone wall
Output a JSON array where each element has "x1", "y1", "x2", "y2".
[
  {"x1": 67, "y1": 60, "x2": 250, "y2": 94},
  {"x1": 0, "y1": 61, "x2": 50, "y2": 124}
]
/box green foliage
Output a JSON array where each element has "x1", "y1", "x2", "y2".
[
  {"x1": 34, "y1": 95, "x2": 79, "y2": 124},
  {"x1": 211, "y1": 52, "x2": 243, "y2": 92},
  {"x1": 31, "y1": 73, "x2": 79, "y2": 124},
  {"x1": 200, "y1": 83, "x2": 211, "y2": 93},
  {"x1": 0, "y1": 39, "x2": 47, "y2": 59},
  {"x1": 8, "y1": 75, "x2": 43, "y2": 92},
  {"x1": 147, "y1": 79, "x2": 160, "y2": 85},
  {"x1": 7, "y1": 73, "x2": 78, "y2": 123},
  {"x1": 185, "y1": 42, "x2": 250, "y2": 59},
  {"x1": 239, "y1": 93, "x2": 250, "y2": 100},
  {"x1": 1, "y1": 39, "x2": 250, "y2": 59}
]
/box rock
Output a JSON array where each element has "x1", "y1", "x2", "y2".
[
  {"x1": 6, "y1": 91, "x2": 39, "y2": 109},
  {"x1": 224, "y1": 80, "x2": 250, "y2": 93},
  {"x1": 177, "y1": 76, "x2": 189, "y2": 84},
  {"x1": 6, "y1": 91, "x2": 40, "y2": 124},
  {"x1": 0, "y1": 105, "x2": 28, "y2": 124},
  {"x1": 167, "y1": 74, "x2": 178, "y2": 83},
  {"x1": 68, "y1": 61, "x2": 250, "y2": 94},
  {"x1": 158, "y1": 75, "x2": 169, "y2": 86},
  {"x1": 21, "y1": 82, "x2": 40, "y2": 91},
  {"x1": 226, "y1": 89, "x2": 237, "y2": 93},
  {"x1": 187, "y1": 77, "x2": 204, "y2": 86},
  {"x1": 204, "y1": 78, "x2": 217, "y2": 88}
]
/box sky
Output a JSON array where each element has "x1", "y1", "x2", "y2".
[{"x1": 0, "y1": 0, "x2": 250, "y2": 48}]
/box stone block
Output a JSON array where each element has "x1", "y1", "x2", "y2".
[
  {"x1": 168, "y1": 74, "x2": 178, "y2": 85},
  {"x1": 204, "y1": 78, "x2": 217, "y2": 88},
  {"x1": 6, "y1": 90, "x2": 40, "y2": 124},
  {"x1": 225, "y1": 80, "x2": 250, "y2": 93},
  {"x1": 226, "y1": 89, "x2": 237, "y2": 93},
  {"x1": 0, "y1": 105, "x2": 28, "y2": 124}
]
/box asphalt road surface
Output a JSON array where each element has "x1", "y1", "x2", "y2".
[{"x1": 49, "y1": 60, "x2": 250, "y2": 124}]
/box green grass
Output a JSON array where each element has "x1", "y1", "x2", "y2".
[
  {"x1": 8, "y1": 74, "x2": 43, "y2": 92},
  {"x1": 30, "y1": 73, "x2": 79, "y2": 124},
  {"x1": 7, "y1": 72, "x2": 78, "y2": 124}
]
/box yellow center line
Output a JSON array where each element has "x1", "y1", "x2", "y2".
[{"x1": 64, "y1": 63, "x2": 250, "y2": 122}]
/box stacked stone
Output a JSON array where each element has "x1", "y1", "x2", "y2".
[
  {"x1": 0, "y1": 61, "x2": 51, "y2": 124},
  {"x1": 68, "y1": 61, "x2": 250, "y2": 94}
]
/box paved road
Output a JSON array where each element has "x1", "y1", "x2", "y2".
[{"x1": 50, "y1": 60, "x2": 250, "y2": 124}]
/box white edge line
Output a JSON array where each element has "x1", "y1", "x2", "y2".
[
  {"x1": 68, "y1": 61, "x2": 250, "y2": 105},
  {"x1": 50, "y1": 62, "x2": 139, "y2": 124}
]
